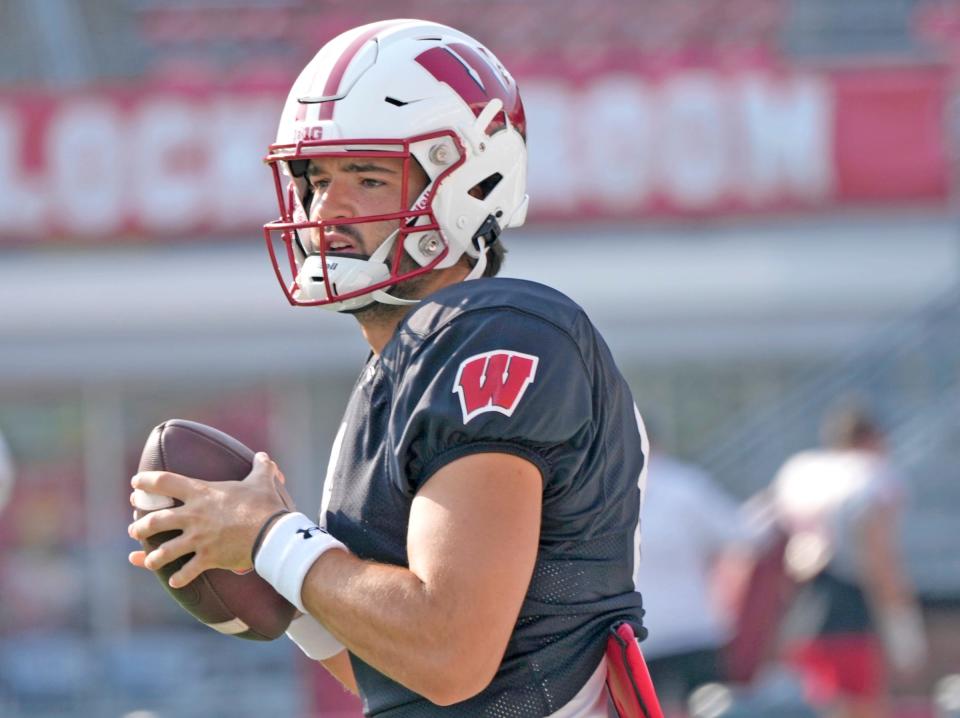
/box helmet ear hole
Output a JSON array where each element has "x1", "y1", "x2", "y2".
[{"x1": 468, "y1": 173, "x2": 503, "y2": 200}]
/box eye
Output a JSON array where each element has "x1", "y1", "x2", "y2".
[
  {"x1": 311, "y1": 177, "x2": 330, "y2": 191},
  {"x1": 360, "y1": 178, "x2": 386, "y2": 188}
]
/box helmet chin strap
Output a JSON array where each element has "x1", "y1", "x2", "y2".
[
  {"x1": 371, "y1": 290, "x2": 419, "y2": 306},
  {"x1": 463, "y1": 241, "x2": 489, "y2": 282},
  {"x1": 369, "y1": 229, "x2": 419, "y2": 306}
]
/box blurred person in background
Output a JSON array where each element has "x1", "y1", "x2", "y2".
[
  {"x1": 128, "y1": 18, "x2": 656, "y2": 718},
  {"x1": 0, "y1": 427, "x2": 14, "y2": 513},
  {"x1": 639, "y1": 431, "x2": 757, "y2": 715},
  {"x1": 768, "y1": 399, "x2": 927, "y2": 718}
]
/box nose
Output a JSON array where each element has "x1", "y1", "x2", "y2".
[
  {"x1": 311, "y1": 177, "x2": 355, "y2": 222},
  {"x1": 308, "y1": 177, "x2": 356, "y2": 252}
]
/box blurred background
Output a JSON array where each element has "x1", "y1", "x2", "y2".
[{"x1": 0, "y1": 0, "x2": 958, "y2": 716}]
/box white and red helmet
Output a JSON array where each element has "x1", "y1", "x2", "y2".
[{"x1": 263, "y1": 19, "x2": 528, "y2": 311}]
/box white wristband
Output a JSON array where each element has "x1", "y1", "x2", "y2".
[
  {"x1": 253, "y1": 511, "x2": 348, "y2": 613},
  {"x1": 285, "y1": 612, "x2": 345, "y2": 661}
]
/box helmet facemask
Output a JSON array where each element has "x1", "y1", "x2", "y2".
[
  {"x1": 263, "y1": 20, "x2": 529, "y2": 311},
  {"x1": 263, "y1": 132, "x2": 465, "y2": 312}
]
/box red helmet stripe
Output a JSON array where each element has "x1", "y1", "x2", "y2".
[
  {"x1": 415, "y1": 43, "x2": 526, "y2": 139},
  {"x1": 317, "y1": 20, "x2": 408, "y2": 121}
]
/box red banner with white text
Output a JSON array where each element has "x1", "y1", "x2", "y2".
[{"x1": 0, "y1": 63, "x2": 952, "y2": 243}]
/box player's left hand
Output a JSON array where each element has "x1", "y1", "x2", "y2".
[{"x1": 127, "y1": 452, "x2": 293, "y2": 588}]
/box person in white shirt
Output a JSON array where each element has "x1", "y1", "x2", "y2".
[
  {"x1": 769, "y1": 401, "x2": 926, "y2": 718},
  {"x1": 638, "y1": 445, "x2": 756, "y2": 711}
]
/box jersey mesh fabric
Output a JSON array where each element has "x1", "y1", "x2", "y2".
[{"x1": 320, "y1": 278, "x2": 647, "y2": 716}]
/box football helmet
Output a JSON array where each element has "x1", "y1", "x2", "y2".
[{"x1": 263, "y1": 19, "x2": 528, "y2": 311}]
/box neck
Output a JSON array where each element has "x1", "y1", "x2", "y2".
[
  {"x1": 357, "y1": 262, "x2": 473, "y2": 355},
  {"x1": 357, "y1": 304, "x2": 411, "y2": 355}
]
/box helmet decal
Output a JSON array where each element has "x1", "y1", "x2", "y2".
[
  {"x1": 296, "y1": 19, "x2": 409, "y2": 123},
  {"x1": 415, "y1": 43, "x2": 526, "y2": 139}
]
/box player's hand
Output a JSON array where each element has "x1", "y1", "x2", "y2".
[{"x1": 127, "y1": 452, "x2": 294, "y2": 588}]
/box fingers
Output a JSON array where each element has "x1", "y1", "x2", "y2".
[
  {"x1": 131, "y1": 488, "x2": 176, "y2": 511},
  {"x1": 142, "y1": 533, "x2": 194, "y2": 573},
  {"x1": 133, "y1": 533, "x2": 205, "y2": 588},
  {"x1": 168, "y1": 555, "x2": 205, "y2": 589},
  {"x1": 128, "y1": 508, "x2": 180, "y2": 543},
  {"x1": 132, "y1": 453, "x2": 278, "y2": 501},
  {"x1": 249, "y1": 452, "x2": 296, "y2": 510},
  {"x1": 130, "y1": 545, "x2": 198, "y2": 591},
  {"x1": 127, "y1": 452, "x2": 285, "y2": 587},
  {"x1": 131, "y1": 470, "x2": 198, "y2": 501},
  {"x1": 245, "y1": 452, "x2": 277, "y2": 485}
]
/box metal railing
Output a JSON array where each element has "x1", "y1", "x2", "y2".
[
  {"x1": 694, "y1": 285, "x2": 960, "y2": 595},
  {"x1": 696, "y1": 285, "x2": 960, "y2": 493}
]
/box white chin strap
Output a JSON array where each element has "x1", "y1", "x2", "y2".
[
  {"x1": 370, "y1": 290, "x2": 419, "y2": 306},
  {"x1": 463, "y1": 241, "x2": 489, "y2": 282},
  {"x1": 369, "y1": 230, "x2": 419, "y2": 307}
]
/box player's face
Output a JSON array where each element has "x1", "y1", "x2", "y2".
[{"x1": 305, "y1": 156, "x2": 429, "y2": 259}]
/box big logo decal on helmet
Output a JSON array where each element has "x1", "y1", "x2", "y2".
[{"x1": 453, "y1": 350, "x2": 539, "y2": 424}]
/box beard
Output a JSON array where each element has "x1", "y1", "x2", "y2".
[{"x1": 346, "y1": 247, "x2": 433, "y2": 322}]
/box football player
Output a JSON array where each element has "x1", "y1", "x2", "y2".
[
  {"x1": 129, "y1": 19, "x2": 653, "y2": 716},
  {"x1": 769, "y1": 401, "x2": 927, "y2": 718}
]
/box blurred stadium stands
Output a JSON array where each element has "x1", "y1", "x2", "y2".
[
  {"x1": 1, "y1": 0, "x2": 956, "y2": 87},
  {"x1": 0, "y1": 0, "x2": 788, "y2": 86},
  {"x1": 1, "y1": 1, "x2": 959, "y2": 716}
]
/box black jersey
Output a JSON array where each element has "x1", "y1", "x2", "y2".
[{"x1": 320, "y1": 277, "x2": 648, "y2": 717}]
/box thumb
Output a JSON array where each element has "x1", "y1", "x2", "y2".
[
  {"x1": 247, "y1": 452, "x2": 276, "y2": 484},
  {"x1": 250, "y1": 452, "x2": 295, "y2": 510}
]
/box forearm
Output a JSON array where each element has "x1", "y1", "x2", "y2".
[
  {"x1": 858, "y1": 508, "x2": 915, "y2": 610},
  {"x1": 857, "y1": 506, "x2": 926, "y2": 674},
  {"x1": 256, "y1": 454, "x2": 540, "y2": 705},
  {"x1": 302, "y1": 549, "x2": 491, "y2": 705}
]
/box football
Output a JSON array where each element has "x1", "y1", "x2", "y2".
[{"x1": 134, "y1": 419, "x2": 296, "y2": 640}]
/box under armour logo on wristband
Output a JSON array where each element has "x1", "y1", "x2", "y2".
[{"x1": 254, "y1": 511, "x2": 348, "y2": 613}]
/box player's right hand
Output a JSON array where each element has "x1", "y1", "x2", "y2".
[{"x1": 128, "y1": 452, "x2": 294, "y2": 587}]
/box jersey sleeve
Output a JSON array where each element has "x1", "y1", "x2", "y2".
[{"x1": 387, "y1": 309, "x2": 594, "y2": 496}]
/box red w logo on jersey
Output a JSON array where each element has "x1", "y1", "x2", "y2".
[{"x1": 453, "y1": 350, "x2": 539, "y2": 424}]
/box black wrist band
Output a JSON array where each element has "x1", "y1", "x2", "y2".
[{"x1": 251, "y1": 509, "x2": 291, "y2": 564}]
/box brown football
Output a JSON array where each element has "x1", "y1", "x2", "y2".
[{"x1": 135, "y1": 419, "x2": 296, "y2": 640}]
